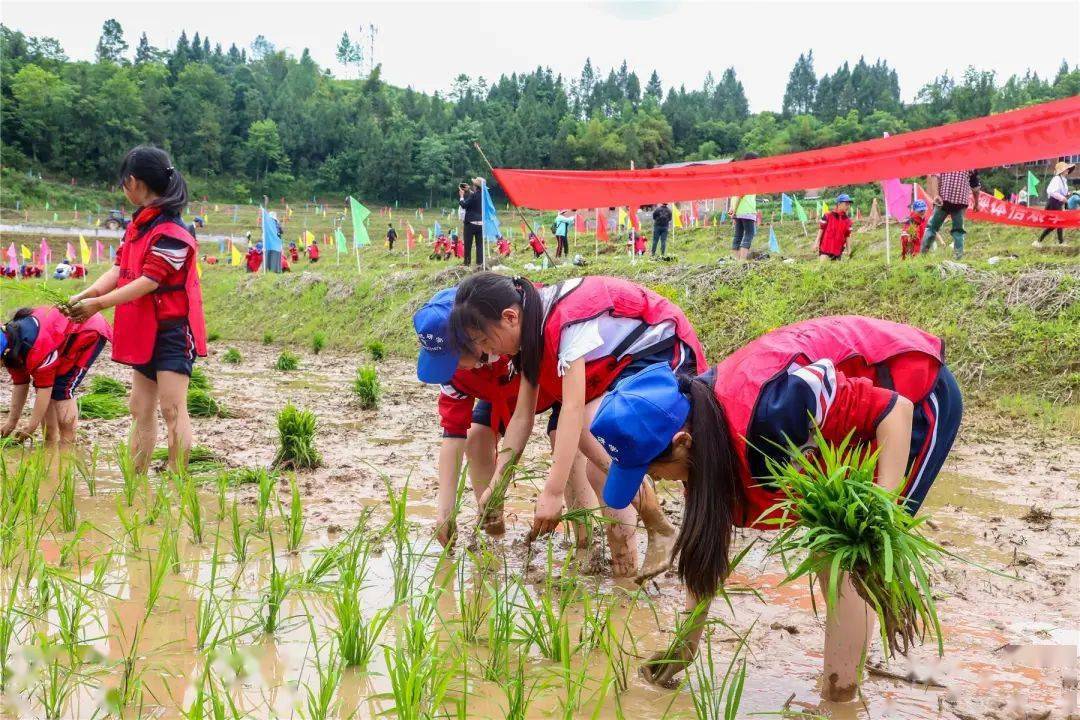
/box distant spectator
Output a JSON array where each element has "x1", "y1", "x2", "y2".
[
  {"x1": 527, "y1": 232, "x2": 546, "y2": 258},
  {"x1": 1033, "y1": 161, "x2": 1074, "y2": 247},
  {"x1": 553, "y1": 210, "x2": 574, "y2": 258},
  {"x1": 922, "y1": 169, "x2": 980, "y2": 259},
  {"x1": 729, "y1": 152, "x2": 760, "y2": 260},
  {"x1": 900, "y1": 199, "x2": 929, "y2": 259},
  {"x1": 387, "y1": 223, "x2": 397, "y2": 252},
  {"x1": 53, "y1": 259, "x2": 74, "y2": 280},
  {"x1": 307, "y1": 242, "x2": 320, "y2": 263},
  {"x1": 1017, "y1": 188, "x2": 1029, "y2": 206},
  {"x1": 458, "y1": 178, "x2": 484, "y2": 266},
  {"x1": 651, "y1": 203, "x2": 672, "y2": 256},
  {"x1": 1068, "y1": 191, "x2": 1080, "y2": 211}
]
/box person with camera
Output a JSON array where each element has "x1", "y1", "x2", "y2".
[{"x1": 458, "y1": 178, "x2": 484, "y2": 267}]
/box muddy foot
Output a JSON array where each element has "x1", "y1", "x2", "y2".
[
  {"x1": 635, "y1": 525, "x2": 676, "y2": 585},
  {"x1": 483, "y1": 512, "x2": 506, "y2": 537}
]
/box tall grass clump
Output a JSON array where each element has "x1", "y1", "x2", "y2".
[
  {"x1": 222, "y1": 347, "x2": 243, "y2": 364},
  {"x1": 272, "y1": 404, "x2": 321, "y2": 470},
  {"x1": 311, "y1": 332, "x2": 326, "y2": 355},
  {"x1": 352, "y1": 365, "x2": 380, "y2": 410},
  {"x1": 274, "y1": 351, "x2": 299, "y2": 371},
  {"x1": 367, "y1": 339, "x2": 386, "y2": 363},
  {"x1": 763, "y1": 431, "x2": 951, "y2": 657}
]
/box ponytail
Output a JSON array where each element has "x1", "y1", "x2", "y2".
[
  {"x1": 449, "y1": 272, "x2": 543, "y2": 385},
  {"x1": 669, "y1": 376, "x2": 746, "y2": 599},
  {"x1": 119, "y1": 145, "x2": 188, "y2": 215}
]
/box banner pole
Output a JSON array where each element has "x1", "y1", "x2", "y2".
[{"x1": 884, "y1": 202, "x2": 891, "y2": 265}]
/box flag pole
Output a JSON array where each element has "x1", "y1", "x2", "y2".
[{"x1": 884, "y1": 198, "x2": 891, "y2": 265}]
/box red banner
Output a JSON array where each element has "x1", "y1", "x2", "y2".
[
  {"x1": 968, "y1": 191, "x2": 1080, "y2": 228},
  {"x1": 492, "y1": 96, "x2": 1080, "y2": 210}
]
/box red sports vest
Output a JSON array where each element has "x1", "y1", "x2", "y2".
[
  {"x1": 112, "y1": 210, "x2": 208, "y2": 365},
  {"x1": 711, "y1": 315, "x2": 944, "y2": 527},
  {"x1": 538, "y1": 276, "x2": 708, "y2": 404},
  {"x1": 450, "y1": 356, "x2": 557, "y2": 431},
  {"x1": 23, "y1": 307, "x2": 112, "y2": 377}
]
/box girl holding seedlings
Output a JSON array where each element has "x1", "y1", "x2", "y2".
[
  {"x1": 449, "y1": 272, "x2": 707, "y2": 580},
  {"x1": 1, "y1": 306, "x2": 112, "y2": 459},
  {"x1": 587, "y1": 315, "x2": 962, "y2": 699},
  {"x1": 414, "y1": 287, "x2": 597, "y2": 550},
  {"x1": 67, "y1": 146, "x2": 207, "y2": 473}
]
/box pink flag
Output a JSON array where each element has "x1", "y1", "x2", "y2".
[
  {"x1": 6, "y1": 243, "x2": 17, "y2": 271},
  {"x1": 66, "y1": 242, "x2": 76, "y2": 262},
  {"x1": 881, "y1": 178, "x2": 914, "y2": 221},
  {"x1": 595, "y1": 209, "x2": 610, "y2": 242},
  {"x1": 95, "y1": 240, "x2": 105, "y2": 263},
  {"x1": 39, "y1": 239, "x2": 50, "y2": 265}
]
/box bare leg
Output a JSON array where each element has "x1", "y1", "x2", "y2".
[
  {"x1": 129, "y1": 371, "x2": 159, "y2": 475},
  {"x1": 552, "y1": 430, "x2": 597, "y2": 548},
  {"x1": 43, "y1": 403, "x2": 61, "y2": 483},
  {"x1": 583, "y1": 459, "x2": 638, "y2": 577},
  {"x1": 465, "y1": 423, "x2": 503, "y2": 535},
  {"x1": 156, "y1": 370, "x2": 192, "y2": 474},
  {"x1": 819, "y1": 572, "x2": 874, "y2": 702}
]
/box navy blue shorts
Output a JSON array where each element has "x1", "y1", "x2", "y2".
[
  {"x1": 134, "y1": 322, "x2": 197, "y2": 381},
  {"x1": 902, "y1": 365, "x2": 963, "y2": 513},
  {"x1": 473, "y1": 399, "x2": 560, "y2": 436},
  {"x1": 52, "y1": 337, "x2": 107, "y2": 401}
]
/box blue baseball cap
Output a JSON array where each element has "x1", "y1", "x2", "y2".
[
  {"x1": 413, "y1": 287, "x2": 460, "y2": 384},
  {"x1": 589, "y1": 363, "x2": 690, "y2": 510},
  {"x1": 0, "y1": 328, "x2": 7, "y2": 357},
  {"x1": 835, "y1": 193, "x2": 853, "y2": 204},
  {"x1": 912, "y1": 199, "x2": 928, "y2": 212}
]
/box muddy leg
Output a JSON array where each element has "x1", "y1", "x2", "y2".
[
  {"x1": 43, "y1": 403, "x2": 62, "y2": 484},
  {"x1": 129, "y1": 371, "x2": 159, "y2": 475},
  {"x1": 632, "y1": 480, "x2": 677, "y2": 584},
  {"x1": 584, "y1": 459, "x2": 637, "y2": 577},
  {"x1": 819, "y1": 572, "x2": 873, "y2": 702},
  {"x1": 465, "y1": 423, "x2": 504, "y2": 535}
]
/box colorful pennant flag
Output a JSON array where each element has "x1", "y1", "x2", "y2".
[
  {"x1": 793, "y1": 196, "x2": 808, "y2": 223},
  {"x1": 781, "y1": 194, "x2": 793, "y2": 215},
  {"x1": 261, "y1": 208, "x2": 282, "y2": 252},
  {"x1": 39, "y1": 239, "x2": 51, "y2": 265},
  {"x1": 79, "y1": 235, "x2": 91, "y2": 265},
  {"x1": 768, "y1": 226, "x2": 780, "y2": 253},
  {"x1": 673, "y1": 204, "x2": 684, "y2": 229},
  {"x1": 349, "y1": 197, "x2": 371, "y2": 247},
  {"x1": 993, "y1": 188, "x2": 1005, "y2": 200},
  {"x1": 480, "y1": 182, "x2": 501, "y2": 242},
  {"x1": 1027, "y1": 170, "x2": 1039, "y2": 199},
  {"x1": 20, "y1": 245, "x2": 31, "y2": 260},
  {"x1": 231, "y1": 244, "x2": 244, "y2": 266},
  {"x1": 334, "y1": 228, "x2": 348, "y2": 253},
  {"x1": 595, "y1": 209, "x2": 610, "y2": 242},
  {"x1": 5, "y1": 243, "x2": 16, "y2": 272}
]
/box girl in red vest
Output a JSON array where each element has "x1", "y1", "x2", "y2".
[
  {"x1": 414, "y1": 287, "x2": 598, "y2": 549},
  {"x1": 307, "y1": 242, "x2": 320, "y2": 263},
  {"x1": 1, "y1": 306, "x2": 112, "y2": 459},
  {"x1": 588, "y1": 315, "x2": 962, "y2": 698},
  {"x1": 817, "y1": 193, "x2": 854, "y2": 260},
  {"x1": 449, "y1": 273, "x2": 707, "y2": 579},
  {"x1": 67, "y1": 146, "x2": 207, "y2": 474}
]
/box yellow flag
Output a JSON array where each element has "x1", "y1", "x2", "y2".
[
  {"x1": 993, "y1": 188, "x2": 1004, "y2": 199},
  {"x1": 673, "y1": 203, "x2": 683, "y2": 229},
  {"x1": 617, "y1": 207, "x2": 628, "y2": 228},
  {"x1": 95, "y1": 218, "x2": 101, "y2": 227},
  {"x1": 79, "y1": 235, "x2": 91, "y2": 264},
  {"x1": 287, "y1": 205, "x2": 294, "y2": 219},
  {"x1": 21, "y1": 245, "x2": 31, "y2": 260},
  {"x1": 196, "y1": 260, "x2": 202, "y2": 278},
  {"x1": 231, "y1": 245, "x2": 244, "y2": 266},
  {"x1": 214, "y1": 204, "x2": 220, "y2": 212},
  {"x1": 388, "y1": 208, "x2": 393, "y2": 220},
  {"x1": 304, "y1": 230, "x2": 315, "y2": 245}
]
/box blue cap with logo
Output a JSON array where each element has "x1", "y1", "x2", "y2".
[
  {"x1": 589, "y1": 363, "x2": 691, "y2": 510},
  {"x1": 413, "y1": 287, "x2": 460, "y2": 384},
  {"x1": 835, "y1": 193, "x2": 853, "y2": 204},
  {"x1": 912, "y1": 199, "x2": 928, "y2": 212}
]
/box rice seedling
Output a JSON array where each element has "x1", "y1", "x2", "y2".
[
  {"x1": 77, "y1": 391, "x2": 128, "y2": 419},
  {"x1": 222, "y1": 347, "x2": 243, "y2": 364},
  {"x1": 351, "y1": 365, "x2": 381, "y2": 410},
  {"x1": 500, "y1": 653, "x2": 539, "y2": 720},
  {"x1": 332, "y1": 536, "x2": 389, "y2": 669},
  {"x1": 117, "y1": 498, "x2": 143, "y2": 553},
  {"x1": 114, "y1": 439, "x2": 146, "y2": 508},
  {"x1": 252, "y1": 468, "x2": 277, "y2": 533},
  {"x1": 380, "y1": 590, "x2": 456, "y2": 720},
  {"x1": 367, "y1": 339, "x2": 386, "y2": 362},
  {"x1": 57, "y1": 522, "x2": 91, "y2": 568},
  {"x1": 194, "y1": 534, "x2": 225, "y2": 651},
  {"x1": 178, "y1": 471, "x2": 204, "y2": 544},
  {"x1": 229, "y1": 499, "x2": 251, "y2": 565},
  {"x1": 88, "y1": 375, "x2": 126, "y2": 397},
  {"x1": 281, "y1": 473, "x2": 304, "y2": 552},
  {"x1": 146, "y1": 475, "x2": 172, "y2": 527},
  {"x1": 274, "y1": 350, "x2": 299, "y2": 371},
  {"x1": 762, "y1": 431, "x2": 952, "y2": 657},
  {"x1": 188, "y1": 388, "x2": 226, "y2": 418},
  {"x1": 117, "y1": 528, "x2": 175, "y2": 709},
  {"x1": 515, "y1": 546, "x2": 579, "y2": 663},
  {"x1": 260, "y1": 535, "x2": 292, "y2": 634},
  {"x1": 52, "y1": 552, "x2": 111, "y2": 657},
  {"x1": 555, "y1": 642, "x2": 596, "y2": 720},
  {"x1": 298, "y1": 617, "x2": 345, "y2": 720},
  {"x1": 56, "y1": 462, "x2": 78, "y2": 533},
  {"x1": 685, "y1": 625, "x2": 749, "y2": 720},
  {"x1": 75, "y1": 444, "x2": 99, "y2": 497},
  {"x1": 482, "y1": 566, "x2": 518, "y2": 683},
  {"x1": 311, "y1": 331, "x2": 326, "y2": 355},
  {"x1": 33, "y1": 632, "x2": 81, "y2": 720},
  {"x1": 0, "y1": 570, "x2": 22, "y2": 692},
  {"x1": 148, "y1": 445, "x2": 223, "y2": 475},
  {"x1": 213, "y1": 471, "x2": 230, "y2": 520},
  {"x1": 1, "y1": 452, "x2": 42, "y2": 568},
  {"x1": 262, "y1": 331, "x2": 274, "y2": 345},
  {"x1": 189, "y1": 366, "x2": 211, "y2": 391},
  {"x1": 454, "y1": 553, "x2": 491, "y2": 645},
  {"x1": 36, "y1": 281, "x2": 75, "y2": 311},
  {"x1": 385, "y1": 479, "x2": 421, "y2": 604},
  {"x1": 272, "y1": 403, "x2": 321, "y2": 470}
]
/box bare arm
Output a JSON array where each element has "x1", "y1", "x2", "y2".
[
  {"x1": 642, "y1": 589, "x2": 714, "y2": 686},
  {"x1": 17, "y1": 387, "x2": 52, "y2": 437},
  {"x1": 1, "y1": 384, "x2": 30, "y2": 435},
  {"x1": 528, "y1": 358, "x2": 586, "y2": 539},
  {"x1": 68, "y1": 276, "x2": 159, "y2": 322},
  {"x1": 480, "y1": 379, "x2": 539, "y2": 509},
  {"x1": 70, "y1": 265, "x2": 121, "y2": 303},
  {"x1": 435, "y1": 437, "x2": 466, "y2": 546},
  {"x1": 874, "y1": 395, "x2": 914, "y2": 493}
]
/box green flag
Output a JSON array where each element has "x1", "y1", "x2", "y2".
[
  {"x1": 349, "y1": 197, "x2": 370, "y2": 247},
  {"x1": 1026, "y1": 170, "x2": 1039, "y2": 199},
  {"x1": 793, "y1": 196, "x2": 808, "y2": 223},
  {"x1": 334, "y1": 228, "x2": 348, "y2": 253}
]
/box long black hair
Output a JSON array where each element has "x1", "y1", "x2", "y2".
[
  {"x1": 119, "y1": 145, "x2": 188, "y2": 215},
  {"x1": 664, "y1": 375, "x2": 747, "y2": 599},
  {"x1": 449, "y1": 272, "x2": 543, "y2": 385}
]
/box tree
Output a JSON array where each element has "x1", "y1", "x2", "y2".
[
  {"x1": 335, "y1": 32, "x2": 363, "y2": 78},
  {"x1": 134, "y1": 32, "x2": 162, "y2": 65},
  {"x1": 782, "y1": 51, "x2": 816, "y2": 116},
  {"x1": 244, "y1": 118, "x2": 288, "y2": 183},
  {"x1": 95, "y1": 19, "x2": 128, "y2": 64},
  {"x1": 713, "y1": 68, "x2": 749, "y2": 122},
  {"x1": 10, "y1": 64, "x2": 72, "y2": 164},
  {"x1": 644, "y1": 70, "x2": 662, "y2": 102},
  {"x1": 412, "y1": 136, "x2": 453, "y2": 206}
]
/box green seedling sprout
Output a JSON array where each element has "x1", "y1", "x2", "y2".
[
  {"x1": 274, "y1": 350, "x2": 299, "y2": 371},
  {"x1": 352, "y1": 365, "x2": 381, "y2": 410},
  {"x1": 272, "y1": 404, "x2": 321, "y2": 470}
]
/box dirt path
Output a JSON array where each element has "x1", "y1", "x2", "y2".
[{"x1": 77, "y1": 342, "x2": 1080, "y2": 719}]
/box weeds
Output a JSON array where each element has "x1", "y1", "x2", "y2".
[
  {"x1": 222, "y1": 347, "x2": 243, "y2": 364},
  {"x1": 312, "y1": 332, "x2": 326, "y2": 355},
  {"x1": 272, "y1": 404, "x2": 321, "y2": 470},
  {"x1": 274, "y1": 350, "x2": 299, "y2": 371},
  {"x1": 352, "y1": 365, "x2": 381, "y2": 409}
]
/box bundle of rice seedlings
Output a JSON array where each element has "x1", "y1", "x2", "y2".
[
  {"x1": 77, "y1": 392, "x2": 127, "y2": 419},
  {"x1": 312, "y1": 332, "x2": 326, "y2": 355},
  {"x1": 272, "y1": 403, "x2": 321, "y2": 470},
  {"x1": 352, "y1": 366, "x2": 380, "y2": 410},
  {"x1": 762, "y1": 430, "x2": 950, "y2": 657},
  {"x1": 88, "y1": 376, "x2": 126, "y2": 397},
  {"x1": 187, "y1": 388, "x2": 222, "y2": 418},
  {"x1": 262, "y1": 332, "x2": 274, "y2": 345},
  {"x1": 222, "y1": 348, "x2": 243, "y2": 364},
  {"x1": 151, "y1": 445, "x2": 222, "y2": 475},
  {"x1": 274, "y1": 351, "x2": 299, "y2": 371},
  {"x1": 189, "y1": 367, "x2": 211, "y2": 392},
  {"x1": 366, "y1": 340, "x2": 386, "y2": 363}
]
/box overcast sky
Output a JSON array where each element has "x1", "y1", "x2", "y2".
[{"x1": 4, "y1": 0, "x2": 1078, "y2": 111}]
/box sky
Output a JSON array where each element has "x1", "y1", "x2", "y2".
[{"x1": 4, "y1": 0, "x2": 1078, "y2": 112}]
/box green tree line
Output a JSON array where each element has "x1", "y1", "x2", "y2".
[{"x1": 1, "y1": 21, "x2": 1077, "y2": 204}]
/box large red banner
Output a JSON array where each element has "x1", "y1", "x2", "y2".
[
  {"x1": 968, "y1": 191, "x2": 1080, "y2": 228},
  {"x1": 492, "y1": 96, "x2": 1080, "y2": 210}
]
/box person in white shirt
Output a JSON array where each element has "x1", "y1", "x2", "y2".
[{"x1": 1034, "y1": 161, "x2": 1074, "y2": 247}]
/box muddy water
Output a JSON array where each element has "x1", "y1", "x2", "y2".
[{"x1": 4, "y1": 342, "x2": 1078, "y2": 719}]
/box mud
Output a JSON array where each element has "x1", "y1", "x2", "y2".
[{"x1": 5, "y1": 341, "x2": 1079, "y2": 719}]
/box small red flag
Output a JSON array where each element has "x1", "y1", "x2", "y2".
[
  {"x1": 629, "y1": 206, "x2": 641, "y2": 232},
  {"x1": 574, "y1": 212, "x2": 586, "y2": 233},
  {"x1": 406, "y1": 222, "x2": 417, "y2": 249},
  {"x1": 595, "y1": 209, "x2": 610, "y2": 242}
]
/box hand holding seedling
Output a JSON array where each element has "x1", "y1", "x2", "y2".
[
  {"x1": 641, "y1": 640, "x2": 696, "y2": 688},
  {"x1": 527, "y1": 484, "x2": 564, "y2": 541}
]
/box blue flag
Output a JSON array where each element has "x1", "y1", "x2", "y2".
[
  {"x1": 261, "y1": 208, "x2": 282, "y2": 252},
  {"x1": 218, "y1": 238, "x2": 226, "y2": 254},
  {"x1": 480, "y1": 182, "x2": 501, "y2": 242},
  {"x1": 781, "y1": 194, "x2": 793, "y2": 215},
  {"x1": 434, "y1": 220, "x2": 442, "y2": 238},
  {"x1": 768, "y1": 226, "x2": 780, "y2": 253}
]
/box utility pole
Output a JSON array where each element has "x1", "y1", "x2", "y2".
[{"x1": 369, "y1": 23, "x2": 378, "y2": 74}]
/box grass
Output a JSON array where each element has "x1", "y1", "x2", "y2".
[
  {"x1": 77, "y1": 392, "x2": 128, "y2": 419},
  {"x1": 352, "y1": 365, "x2": 381, "y2": 409},
  {"x1": 312, "y1": 332, "x2": 326, "y2": 355},
  {"x1": 262, "y1": 331, "x2": 274, "y2": 345},
  {"x1": 274, "y1": 350, "x2": 300, "y2": 371},
  {"x1": 222, "y1": 347, "x2": 243, "y2": 364},
  {"x1": 762, "y1": 430, "x2": 951, "y2": 658},
  {"x1": 272, "y1": 403, "x2": 321, "y2": 470}
]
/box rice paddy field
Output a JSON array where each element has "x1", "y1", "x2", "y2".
[{"x1": 1, "y1": 209, "x2": 1078, "y2": 719}]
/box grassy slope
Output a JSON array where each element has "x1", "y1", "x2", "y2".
[{"x1": 3, "y1": 203, "x2": 1077, "y2": 434}]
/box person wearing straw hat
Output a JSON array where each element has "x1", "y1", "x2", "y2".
[{"x1": 1033, "y1": 161, "x2": 1075, "y2": 247}]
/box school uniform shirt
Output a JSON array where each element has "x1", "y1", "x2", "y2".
[{"x1": 115, "y1": 235, "x2": 193, "y2": 322}]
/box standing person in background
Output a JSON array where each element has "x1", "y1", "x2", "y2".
[
  {"x1": 1017, "y1": 188, "x2": 1029, "y2": 207},
  {"x1": 729, "y1": 152, "x2": 760, "y2": 260},
  {"x1": 816, "y1": 194, "x2": 854, "y2": 261},
  {"x1": 386, "y1": 223, "x2": 398, "y2": 252},
  {"x1": 553, "y1": 210, "x2": 574, "y2": 258},
  {"x1": 1033, "y1": 161, "x2": 1075, "y2": 247},
  {"x1": 900, "y1": 199, "x2": 929, "y2": 259},
  {"x1": 922, "y1": 169, "x2": 980, "y2": 259},
  {"x1": 459, "y1": 179, "x2": 484, "y2": 267},
  {"x1": 66, "y1": 145, "x2": 207, "y2": 475},
  {"x1": 651, "y1": 203, "x2": 672, "y2": 257}
]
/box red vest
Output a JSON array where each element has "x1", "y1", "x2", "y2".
[
  {"x1": 451, "y1": 356, "x2": 557, "y2": 431},
  {"x1": 538, "y1": 276, "x2": 708, "y2": 404},
  {"x1": 818, "y1": 211, "x2": 853, "y2": 256},
  {"x1": 712, "y1": 315, "x2": 944, "y2": 527},
  {"x1": 112, "y1": 210, "x2": 208, "y2": 365},
  {"x1": 23, "y1": 307, "x2": 112, "y2": 377}
]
